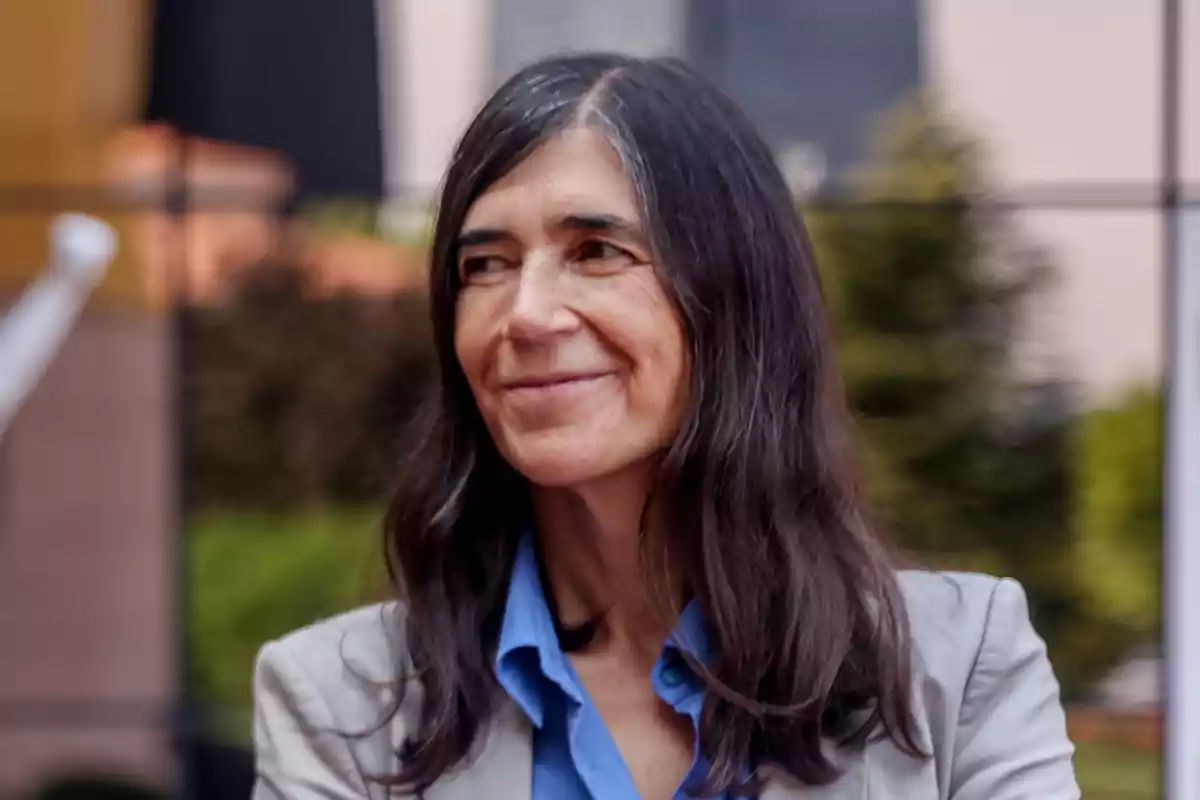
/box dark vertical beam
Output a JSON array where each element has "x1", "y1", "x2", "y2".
[{"x1": 169, "y1": 133, "x2": 196, "y2": 800}]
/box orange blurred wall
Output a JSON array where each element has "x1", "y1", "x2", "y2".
[{"x1": 0, "y1": 0, "x2": 153, "y2": 309}]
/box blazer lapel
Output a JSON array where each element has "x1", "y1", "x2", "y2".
[{"x1": 424, "y1": 699, "x2": 533, "y2": 800}]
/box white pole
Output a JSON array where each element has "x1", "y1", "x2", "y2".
[
  {"x1": 1166, "y1": 208, "x2": 1199, "y2": 799},
  {"x1": 0, "y1": 214, "x2": 117, "y2": 439}
]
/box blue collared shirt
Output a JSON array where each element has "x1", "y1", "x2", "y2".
[{"x1": 495, "y1": 534, "x2": 737, "y2": 800}]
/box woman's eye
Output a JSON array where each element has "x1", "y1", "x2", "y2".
[
  {"x1": 459, "y1": 255, "x2": 508, "y2": 282},
  {"x1": 573, "y1": 240, "x2": 633, "y2": 265}
]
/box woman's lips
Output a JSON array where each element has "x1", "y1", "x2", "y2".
[
  {"x1": 500, "y1": 372, "x2": 615, "y2": 406},
  {"x1": 502, "y1": 371, "x2": 612, "y2": 389}
]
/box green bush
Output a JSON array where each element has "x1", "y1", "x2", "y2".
[
  {"x1": 188, "y1": 507, "x2": 385, "y2": 719},
  {"x1": 1073, "y1": 386, "x2": 1162, "y2": 632}
]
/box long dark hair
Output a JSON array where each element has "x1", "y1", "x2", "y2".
[{"x1": 381, "y1": 52, "x2": 923, "y2": 795}]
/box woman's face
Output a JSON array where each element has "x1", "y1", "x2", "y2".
[{"x1": 453, "y1": 126, "x2": 687, "y2": 487}]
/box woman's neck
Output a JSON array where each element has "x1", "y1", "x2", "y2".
[{"x1": 530, "y1": 464, "x2": 675, "y2": 663}]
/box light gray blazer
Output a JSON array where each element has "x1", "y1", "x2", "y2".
[{"x1": 251, "y1": 571, "x2": 1081, "y2": 799}]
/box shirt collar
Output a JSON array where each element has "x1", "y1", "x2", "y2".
[
  {"x1": 495, "y1": 532, "x2": 714, "y2": 726},
  {"x1": 495, "y1": 534, "x2": 579, "y2": 727},
  {"x1": 665, "y1": 596, "x2": 714, "y2": 665}
]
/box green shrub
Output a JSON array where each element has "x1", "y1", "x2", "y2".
[
  {"x1": 1073, "y1": 386, "x2": 1162, "y2": 632},
  {"x1": 188, "y1": 507, "x2": 386, "y2": 719}
]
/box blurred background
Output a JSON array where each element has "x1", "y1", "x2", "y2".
[{"x1": 2, "y1": 1, "x2": 1197, "y2": 798}]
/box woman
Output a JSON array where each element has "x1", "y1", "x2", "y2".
[{"x1": 252, "y1": 53, "x2": 1079, "y2": 799}]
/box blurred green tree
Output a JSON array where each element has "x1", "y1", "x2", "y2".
[
  {"x1": 806, "y1": 93, "x2": 1133, "y2": 693},
  {"x1": 1073, "y1": 386, "x2": 1162, "y2": 632}
]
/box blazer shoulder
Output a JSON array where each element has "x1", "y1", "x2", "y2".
[
  {"x1": 896, "y1": 569, "x2": 1020, "y2": 684},
  {"x1": 263, "y1": 601, "x2": 409, "y2": 685},
  {"x1": 898, "y1": 569, "x2": 1003, "y2": 636},
  {"x1": 897, "y1": 570, "x2": 1078, "y2": 796},
  {"x1": 253, "y1": 603, "x2": 415, "y2": 794},
  {"x1": 891, "y1": 570, "x2": 1078, "y2": 797}
]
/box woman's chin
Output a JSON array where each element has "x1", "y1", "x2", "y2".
[
  {"x1": 490, "y1": 421, "x2": 660, "y2": 489},
  {"x1": 509, "y1": 454, "x2": 610, "y2": 488},
  {"x1": 498, "y1": 437, "x2": 620, "y2": 488}
]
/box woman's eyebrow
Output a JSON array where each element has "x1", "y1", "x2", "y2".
[
  {"x1": 455, "y1": 214, "x2": 649, "y2": 249},
  {"x1": 454, "y1": 228, "x2": 513, "y2": 249},
  {"x1": 558, "y1": 213, "x2": 648, "y2": 247}
]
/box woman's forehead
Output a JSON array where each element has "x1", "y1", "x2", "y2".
[{"x1": 461, "y1": 127, "x2": 640, "y2": 232}]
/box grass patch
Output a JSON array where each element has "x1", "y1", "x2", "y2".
[{"x1": 1075, "y1": 741, "x2": 1160, "y2": 799}]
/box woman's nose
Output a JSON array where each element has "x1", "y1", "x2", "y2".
[{"x1": 504, "y1": 258, "x2": 579, "y2": 342}]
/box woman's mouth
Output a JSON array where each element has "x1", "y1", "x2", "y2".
[{"x1": 500, "y1": 372, "x2": 616, "y2": 405}]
